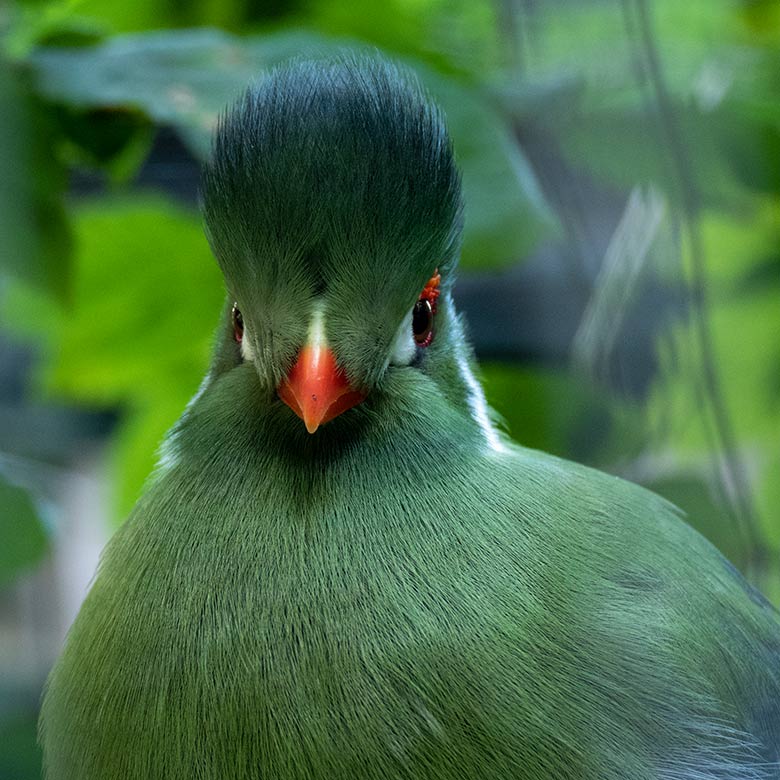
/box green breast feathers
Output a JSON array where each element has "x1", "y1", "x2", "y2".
[{"x1": 40, "y1": 56, "x2": 780, "y2": 780}]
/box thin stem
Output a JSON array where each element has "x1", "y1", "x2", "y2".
[{"x1": 629, "y1": 0, "x2": 764, "y2": 577}]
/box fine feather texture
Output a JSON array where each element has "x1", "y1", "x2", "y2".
[
  {"x1": 40, "y1": 56, "x2": 780, "y2": 779},
  {"x1": 202, "y1": 56, "x2": 462, "y2": 390}
]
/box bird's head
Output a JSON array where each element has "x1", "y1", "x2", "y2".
[{"x1": 201, "y1": 57, "x2": 465, "y2": 435}]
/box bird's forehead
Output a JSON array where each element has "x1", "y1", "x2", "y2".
[{"x1": 202, "y1": 57, "x2": 462, "y2": 310}]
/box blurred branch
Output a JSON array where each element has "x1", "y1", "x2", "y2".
[
  {"x1": 626, "y1": 0, "x2": 765, "y2": 575},
  {"x1": 573, "y1": 185, "x2": 666, "y2": 380},
  {"x1": 494, "y1": 0, "x2": 542, "y2": 77}
]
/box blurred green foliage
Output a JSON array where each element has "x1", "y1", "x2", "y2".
[
  {"x1": 26, "y1": 29, "x2": 557, "y2": 266},
  {"x1": 0, "y1": 2, "x2": 778, "y2": 772},
  {"x1": 0, "y1": 474, "x2": 48, "y2": 587},
  {"x1": 6, "y1": 196, "x2": 224, "y2": 511},
  {"x1": 0, "y1": 59, "x2": 70, "y2": 302},
  {"x1": 0, "y1": 711, "x2": 43, "y2": 779},
  {"x1": 0, "y1": 0, "x2": 776, "y2": 568}
]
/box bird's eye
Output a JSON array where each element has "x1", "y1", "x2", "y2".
[
  {"x1": 232, "y1": 303, "x2": 244, "y2": 343},
  {"x1": 413, "y1": 299, "x2": 434, "y2": 346},
  {"x1": 412, "y1": 269, "x2": 441, "y2": 348}
]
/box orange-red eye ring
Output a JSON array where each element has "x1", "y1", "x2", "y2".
[{"x1": 420, "y1": 270, "x2": 441, "y2": 314}]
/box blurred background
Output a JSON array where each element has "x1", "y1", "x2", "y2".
[{"x1": 1, "y1": 0, "x2": 778, "y2": 775}]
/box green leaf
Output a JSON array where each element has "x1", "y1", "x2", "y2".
[
  {"x1": 0, "y1": 475, "x2": 48, "y2": 588},
  {"x1": 2, "y1": 4, "x2": 105, "y2": 60},
  {"x1": 55, "y1": 105, "x2": 153, "y2": 176},
  {"x1": 524, "y1": 0, "x2": 749, "y2": 114},
  {"x1": 523, "y1": 0, "x2": 779, "y2": 205},
  {"x1": 29, "y1": 28, "x2": 292, "y2": 157},
  {"x1": 43, "y1": 195, "x2": 222, "y2": 405},
  {"x1": 0, "y1": 61, "x2": 71, "y2": 302}
]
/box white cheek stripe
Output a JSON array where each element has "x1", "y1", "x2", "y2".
[
  {"x1": 450, "y1": 317, "x2": 508, "y2": 455},
  {"x1": 163, "y1": 299, "x2": 506, "y2": 468},
  {"x1": 390, "y1": 299, "x2": 507, "y2": 455},
  {"x1": 240, "y1": 334, "x2": 255, "y2": 362},
  {"x1": 458, "y1": 356, "x2": 507, "y2": 454}
]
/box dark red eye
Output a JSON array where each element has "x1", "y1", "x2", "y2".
[
  {"x1": 413, "y1": 299, "x2": 434, "y2": 346},
  {"x1": 232, "y1": 303, "x2": 244, "y2": 343},
  {"x1": 412, "y1": 269, "x2": 441, "y2": 348}
]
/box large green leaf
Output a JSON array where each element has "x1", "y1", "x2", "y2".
[
  {"x1": 42, "y1": 196, "x2": 222, "y2": 404},
  {"x1": 28, "y1": 28, "x2": 557, "y2": 268},
  {"x1": 0, "y1": 62, "x2": 71, "y2": 302},
  {"x1": 524, "y1": 0, "x2": 757, "y2": 113},
  {"x1": 0, "y1": 474, "x2": 48, "y2": 588}
]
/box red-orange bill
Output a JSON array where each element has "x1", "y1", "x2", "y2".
[{"x1": 277, "y1": 344, "x2": 365, "y2": 433}]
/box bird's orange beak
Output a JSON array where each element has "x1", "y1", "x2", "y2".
[{"x1": 277, "y1": 344, "x2": 365, "y2": 434}]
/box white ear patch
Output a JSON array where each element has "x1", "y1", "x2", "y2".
[
  {"x1": 240, "y1": 326, "x2": 255, "y2": 362},
  {"x1": 389, "y1": 310, "x2": 416, "y2": 366}
]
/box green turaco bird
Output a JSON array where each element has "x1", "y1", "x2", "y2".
[{"x1": 41, "y1": 57, "x2": 780, "y2": 780}]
